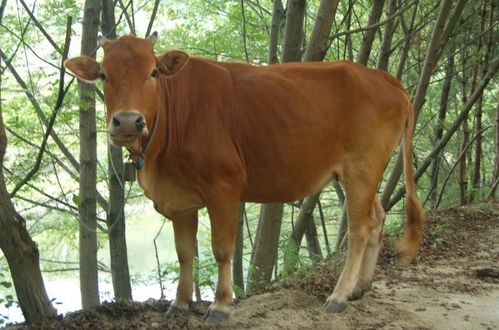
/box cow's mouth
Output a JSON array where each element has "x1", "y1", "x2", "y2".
[{"x1": 109, "y1": 133, "x2": 140, "y2": 147}]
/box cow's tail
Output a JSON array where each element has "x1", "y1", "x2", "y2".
[{"x1": 396, "y1": 101, "x2": 425, "y2": 264}]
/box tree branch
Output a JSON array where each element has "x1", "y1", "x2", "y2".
[
  {"x1": 18, "y1": 0, "x2": 62, "y2": 54},
  {"x1": 8, "y1": 17, "x2": 73, "y2": 197},
  {"x1": 329, "y1": 0, "x2": 417, "y2": 40}
]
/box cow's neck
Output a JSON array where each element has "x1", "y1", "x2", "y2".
[{"x1": 127, "y1": 93, "x2": 161, "y2": 170}]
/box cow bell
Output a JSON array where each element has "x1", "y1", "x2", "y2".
[{"x1": 123, "y1": 161, "x2": 136, "y2": 182}]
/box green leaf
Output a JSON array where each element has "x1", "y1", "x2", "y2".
[
  {"x1": 0, "y1": 281, "x2": 11, "y2": 288},
  {"x1": 72, "y1": 194, "x2": 81, "y2": 206}
]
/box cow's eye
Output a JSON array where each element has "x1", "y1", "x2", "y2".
[
  {"x1": 99, "y1": 71, "x2": 106, "y2": 81},
  {"x1": 151, "y1": 68, "x2": 159, "y2": 78}
]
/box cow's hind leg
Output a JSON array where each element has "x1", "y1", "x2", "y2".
[
  {"x1": 323, "y1": 173, "x2": 379, "y2": 313},
  {"x1": 166, "y1": 211, "x2": 198, "y2": 316},
  {"x1": 204, "y1": 196, "x2": 239, "y2": 324},
  {"x1": 350, "y1": 196, "x2": 385, "y2": 300}
]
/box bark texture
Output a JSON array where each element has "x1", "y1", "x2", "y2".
[
  {"x1": 79, "y1": 0, "x2": 101, "y2": 309},
  {"x1": 281, "y1": 0, "x2": 306, "y2": 62},
  {"x1": 247, "y1": 203, "x2": 283, "y2": 293},
  {"x1": 101, "y1": 0, "x2": 132, "y2": 302}
]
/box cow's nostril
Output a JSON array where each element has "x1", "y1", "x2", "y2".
[
  {"x1": 135, "y1": 116, "x2": 145, "y2": 131},
  {"x1": 112, "y1": 116, "x2": 121, "y2": 127}
]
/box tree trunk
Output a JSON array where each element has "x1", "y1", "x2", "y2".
[
  {"x1": 79, "y1": 0, "x2": 101, "y2": 309},
  {"x1": 247, "y1": 203, "x2": 283, "y2": 293},
  {"x1": 283, "y1": 191, "x2": 321, "y2": 272},
  {"x1": 281, "y1": 0, "x2": 306, "y2": 62},
  {"x1": 304, "y1": 213, "x2": 322, "y2": 262},
  {"x1": 395, "y1": 0, "x2": 419, "y2": 80},
  {"x1": 232, "y1": 203, "x2": 245, "y2": 297},
  {"x1": 428, "y1": 49, "x2": 454, "y2": 207},
  {"x1": 0, "y1": 2, "x2": 56, "y2": 321},
  {"x1": 357, "y1": 0, "x2": 385, "y2": 65},
  {"x1": 101, "y1": 0, "x2": 132, "y2": 302},
  {"x1": 303, "y1": 0, "x2": 340, "y2": 62},
  {"x1": 493, "y1": 100, "x2": 499, "y2": 198},
  {"x1": 344, "y1": 0, "x2": 354, "y2": 61},
  {"x1": 268, "y1": 0, "x2": 284, "y2": 64},
  {"x1": 489, "y1": 0, "x2": 498, "y2": 198},
  {"x1": 376, "y1": 0, "x2": 397, "y2": 70},
  {"x1": 459, "y1": 120, "x2": 470, "y2": 205},
  {"x1": 0, "y1": 201, "x2": 57, "y2": 324},
  {"x1": 472, "y1": 0, "x2": 494, "y2": 200}
]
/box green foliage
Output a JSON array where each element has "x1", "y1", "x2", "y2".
[
  {"x1": 430, "y1": 222, "x2": 453, "y2": 250},
  {"x1": 0, "y1": 270, "x2": 15, "y2": 325},
  {"x1": 194, "y1": 249, "x2": 217, "y2": 294}
]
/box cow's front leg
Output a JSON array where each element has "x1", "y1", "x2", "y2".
[
  {"x1": 204, "y1": 198, "x2": 239, "y2": 324},
  {"x1": 166, "y1": 211, "x2": 198, "y2": 316}
]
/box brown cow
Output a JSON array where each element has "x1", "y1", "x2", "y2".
[{"x1": 65, "y1": 34, "x2": 424, "y2": 323}]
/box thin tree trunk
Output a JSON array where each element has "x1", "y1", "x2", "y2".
[
  {"x1": 461, "y1": 32, "x2": 482, "y2": 204},
  {"x1": 233, "y1": 203, "x2": 245, "y2": 297},
  {"x1": 459, "y1": 120, "x2": 470, "y2": 205},
  {"x1": 247, "y1": 203, "x2": 283, "y2": 293},
  {"x1": 395, "y1": 0, "x2": 419, "y2": 80},
  {"x1": 283, "y1": 191, "x2": 321, "y2": 272},
  {"x1": 344, "y1": 0, "x2": 354, "y2": 61},
  {"x1": 268, "y1": 0, "x2": 284, "y2": 64},
  {"x1": 357, "y1": 0, "x2": 385, "y2": 65},
  {"x1": 304, "y1": 213, "x2": 322, "y2": 262},
  {"x1": 332, "y1": 180, "x2": 348, "y2": 251},
  {"x1": 0, "y1": 1, "x2": 56, "y2": 323},
  {"x1": 436, "y1": 126, "x2": 491, "y2": 208},
  {"x1": 472, "y1": 96, "x2": 483, "y2": 198},
  {"x1": 490, "y1": 0, "x2": 498, "y2": 198},
  {"x1": 281, "y1": 0, "x2": 306, "y2": 62},
  {"x1": 472, "y1": 0, "x2": 494, "y2": 200},
  {"x1": 376, "y1": 0, "x2": 397, "y2": 70},
  {"x1": 303, "y1": 0, "x2": 340, "y2": 62},
  {"x1": 79, "y1": 0, "x2": 101, "y2": 309},
  {"x1": 494, "y1": 100, "x2": 499, "y2": 198},
  {"x1": 101, "y1": 0, "x2": 132, "y2": 302},
  {"x1": 428, "y1": 49, "x2": 454, "y2": 207}
]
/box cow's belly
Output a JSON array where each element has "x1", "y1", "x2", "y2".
[{"x1": 241, "y1": 163, "x2": 341, "y2": 203}]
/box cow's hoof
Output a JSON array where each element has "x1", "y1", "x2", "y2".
[
  {"x1": 349, "y1": 289, "x2": 365, "y2": 301},
  {"x1": 203, "y1": 309, "x2": 230, "y2": 324},
  {"x1": 322, "y1": 299, "x2": 347, "y2": 313},
  {"x1": 165, "y1": 304, "x2": 186, "y2": 317}
]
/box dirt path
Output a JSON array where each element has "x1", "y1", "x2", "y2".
[
  {"x1": 220, "y1": 205, "x2": 499, "y2": 330},
  {"x1": 5, "y1": 203, "x2": 499, "y2": 329}
]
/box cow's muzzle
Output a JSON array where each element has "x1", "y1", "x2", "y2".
[{"x1": 108, "y1": 110, "x2": 149, "y2": 146}]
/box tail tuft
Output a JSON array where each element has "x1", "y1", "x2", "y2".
[
  {"x1": 398, "y1": 99, "x2": 425, "y2": 264},
  {"x1": 396, "y1": 191, "x2": 425, "y2": 264}
]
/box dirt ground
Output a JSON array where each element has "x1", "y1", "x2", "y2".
[{"x1": 5, "y1": 202, "x2": 499, "y2": 329}]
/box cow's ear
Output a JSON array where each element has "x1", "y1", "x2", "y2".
[
  {"x1": 157, "y1": 50, "x2": 189, "y2": 76},
  {"x1": 64, "y1": 56, "x2": 101, "y2": 83}
]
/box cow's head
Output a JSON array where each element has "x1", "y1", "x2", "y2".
[{"x1": 64, "y1": 33, "x2": 188, "y2": 149}]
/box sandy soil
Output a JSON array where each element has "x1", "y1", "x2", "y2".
[{"x1": 5, "y1": 202, "x2": 499, "y2": 330}]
